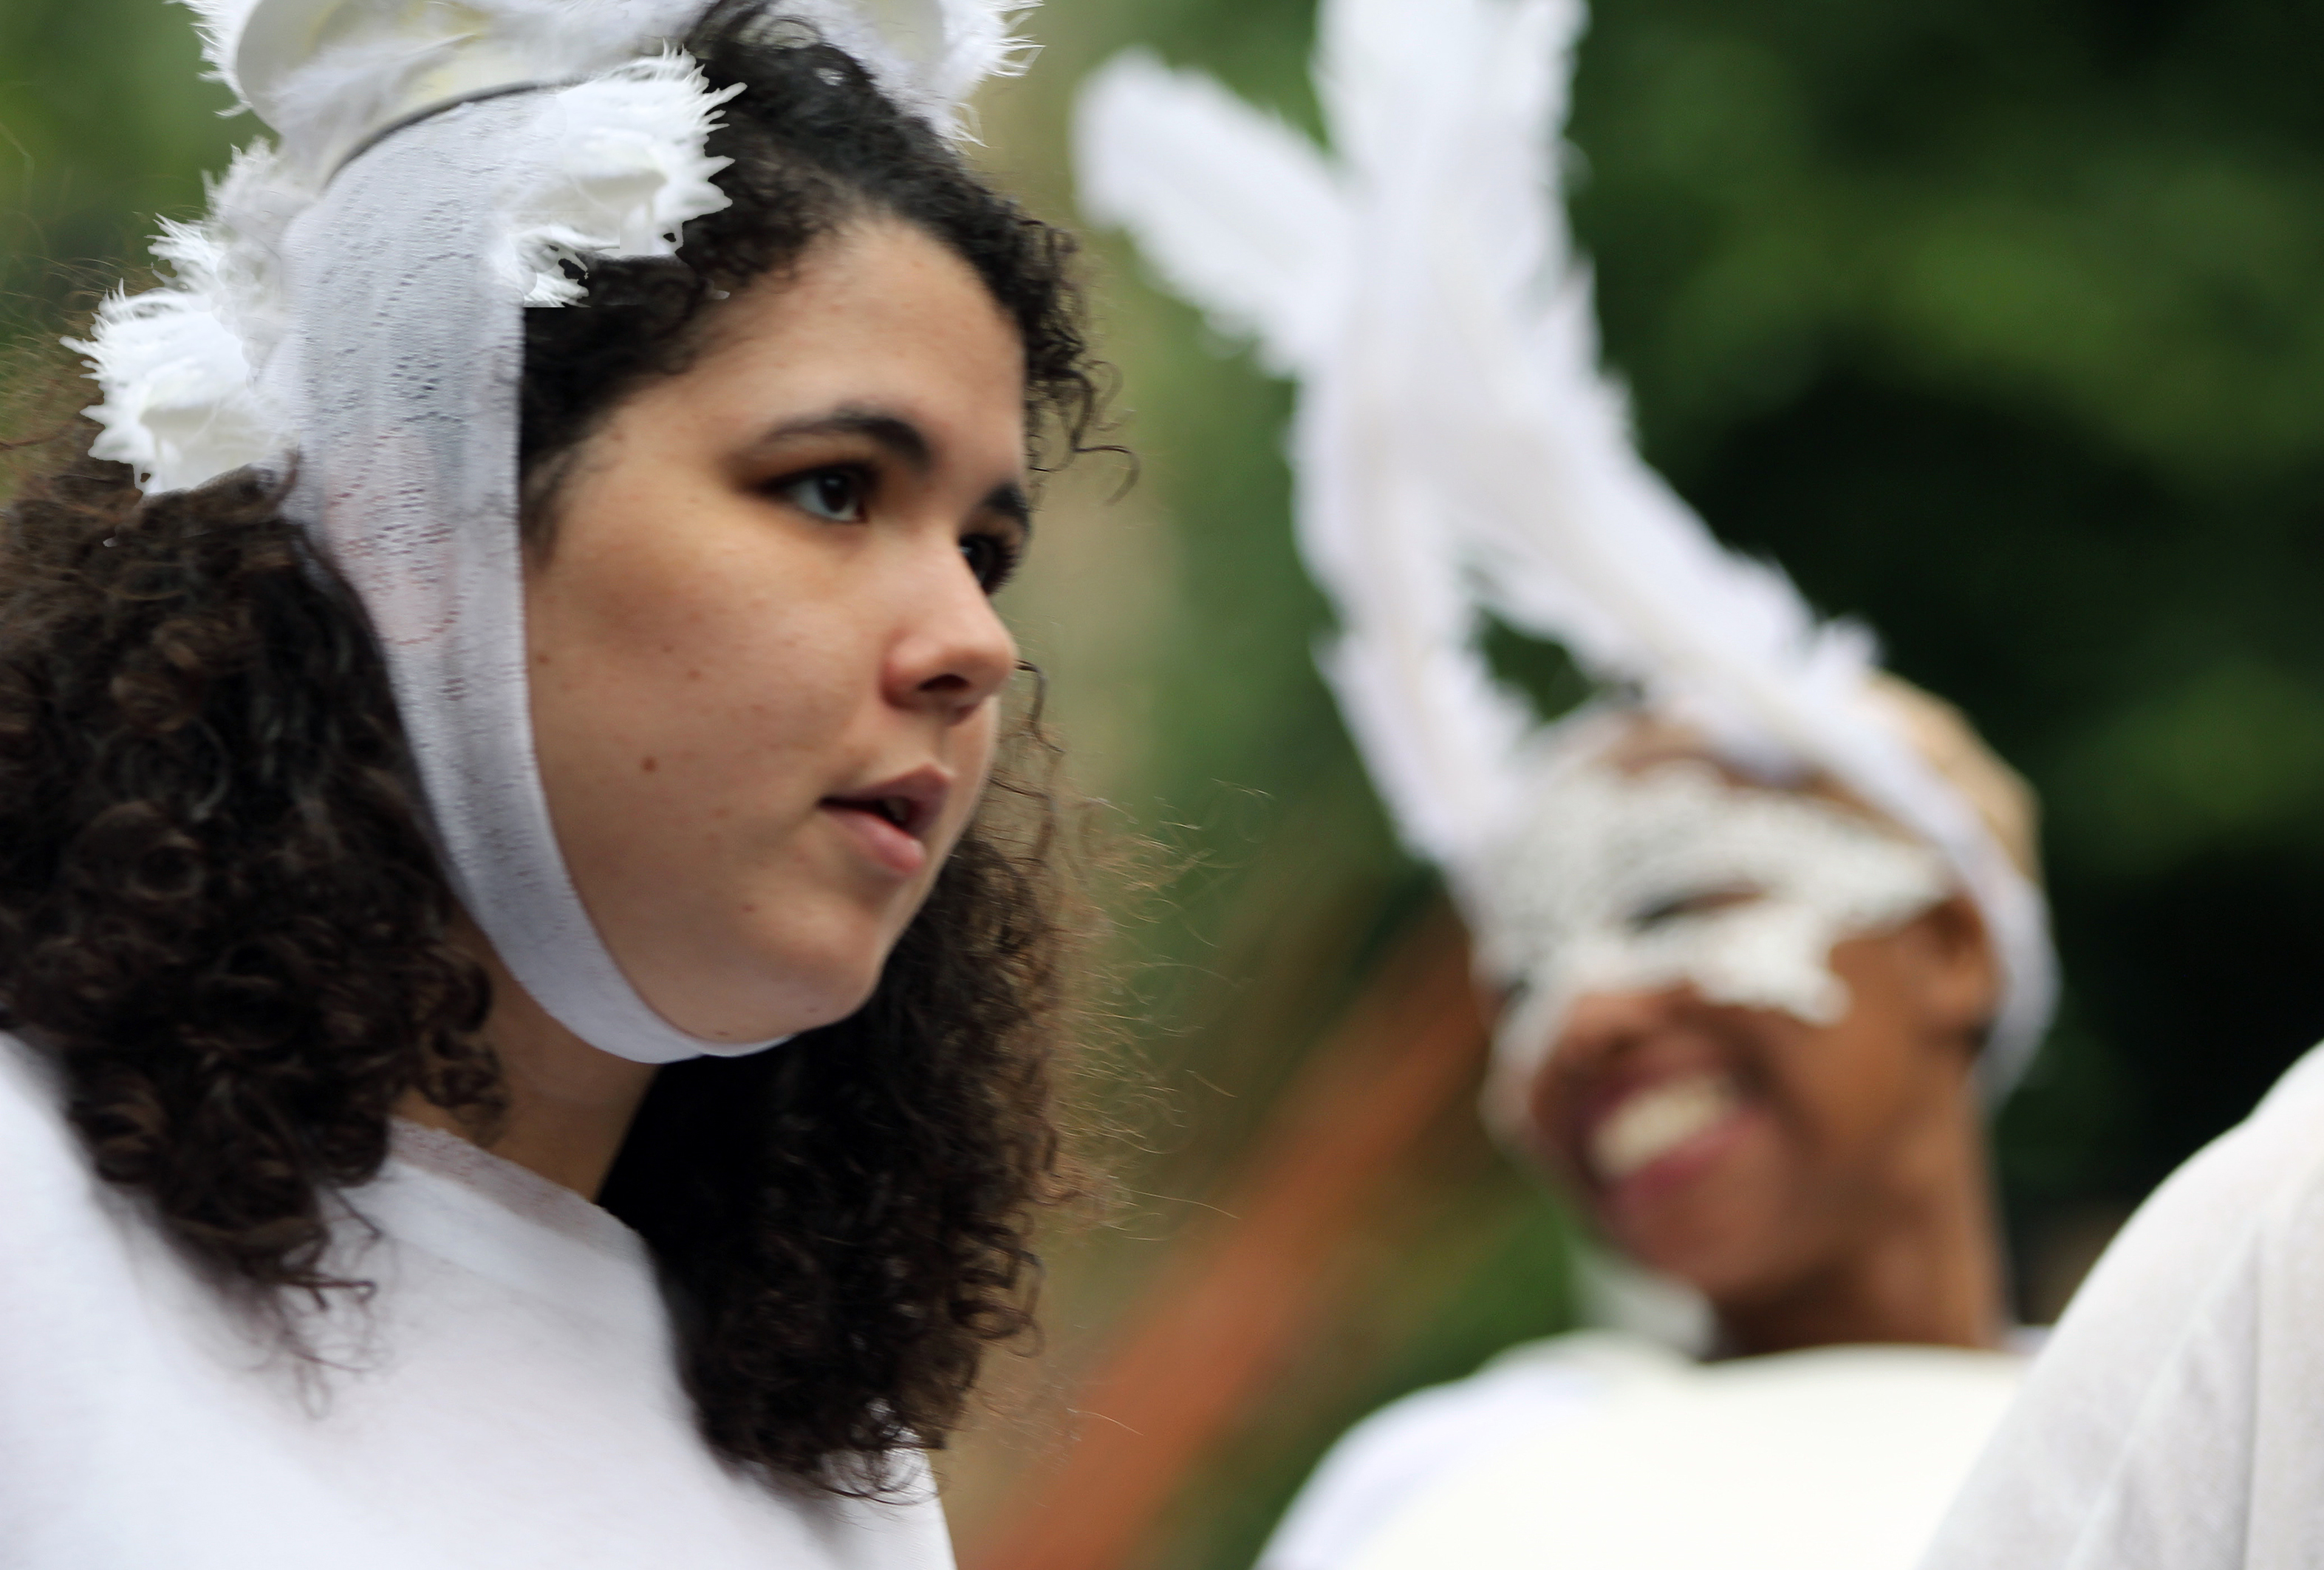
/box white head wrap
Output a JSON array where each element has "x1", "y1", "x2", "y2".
[
  {"x1": 68, "y1": 0, "x2": 1034, "y2": 1065},
  {"x1": 1075, "y1": 0, "x2": 2054, "y2": 1114}
]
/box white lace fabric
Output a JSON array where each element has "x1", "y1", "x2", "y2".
[
  {"x1": 1480, "y1": 755, "x2": 1952, "y2": 1118},
  {"x1": 277, "y1": 95, "x2": 745, "y2": 1062}
]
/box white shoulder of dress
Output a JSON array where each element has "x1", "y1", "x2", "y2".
[
  {"x1": 1921, "y1": 1040, "x2": 2324, "y2": 1570},
  {"x1": 1334, "y1": 1340, "x2": 2022, "y2": 1570},
  {"x1": 0, "y1": 1028, "x2": 66, "y2": 1136},
  {"x1": 384, "y1": 1116, "x2": 646, "y2": 1261},
  {"x1": 0, "y1": 1030, "x2": 183, "y2": 1422},
  {"x1": 0, "y1": 1031, "x2": 110, "y2": 1245},
  {"x1": 1257, "y1": 1330, "x2": 1686, "y2": 1570},
  {"x1": 349, "y1": 1117, "x2": 665, "y2": 1343}
]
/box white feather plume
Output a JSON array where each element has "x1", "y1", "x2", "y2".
[
  {"x1": 1075, "y1": 4, "x2": 1572, "y2": 878},
  {"x1": 181, "y1": 0, "x2": 1030, "y2": 151},
  {"x1": 819, "y1": 0, "x2": 1039, "y2": 137},
  {"x1": 1076, "y1": 52, "x2": 1347, "y2": 375},
  {"x1": 1077, "y1": 47, "x2": 1534, "y2": 870},
  {"x1": 66, "y1": 140, "x2": 306, "y2": 493},
  {"x1": 66, "y1": 239, "x2": 276, "y2": 494},
  {"x1": 85, "y1": 0, "x2": 1039, "y2": 496},
  {"x1": 498, "y1": 55, "x2": 741, "y2": 305},
  {"x1": 1359, "y1": 0, "x2": 2057, "y2": 1076},
  {"x1": 1076, "y1": 0, "x2": 2056, "y2": 1084}
]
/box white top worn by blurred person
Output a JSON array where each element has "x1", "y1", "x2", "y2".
[{"x1": 1075, "y1": 1, "x2": 2060, "y2": 1566}]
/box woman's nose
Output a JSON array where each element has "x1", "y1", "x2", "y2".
[
  {"x1": 1528, "y1": 986, "x2": 1697, "y2": 1122},
  {"x1": 884, "y1": 542, "x2": 1018, "y2": 720},
  {"x1": 1553, "y1": 986, "x2": 1686, "y2": 1068}
]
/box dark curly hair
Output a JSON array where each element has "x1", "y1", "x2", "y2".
[{"x1": 0, "y1": 1, "x2": 1100, "y2": 1493}]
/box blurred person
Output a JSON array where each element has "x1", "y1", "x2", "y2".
[
  {"x1": 1235, "y1": 699, "x2": 2045, "y2": 1570},
  {"x1": 1076, "y1": 0, "x2": 2059, "y2": 1565},
  {"x1": 0, "y1": 1, "x2": 1104, "y2": 1566}
]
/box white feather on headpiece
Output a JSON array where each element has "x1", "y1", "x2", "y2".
[
  {"x1": 185, "y1": 0, "x2": 1029, "y2": 152},
  {"x1": 75, "y1": 0, "x2": 1035, "y2": 494},
  {"x1": 1078, "y1": 0, "x2": 2055, "y2": 1092}
]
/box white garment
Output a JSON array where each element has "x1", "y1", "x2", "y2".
[
  {"x1": 0, "y1": 1035, "x2": 952, "y2": 1569},
  {"x1": 1261, "y1": 1330, "x2": 2023, "y2": 1570},
  {"x1": 1921, "y1": 1040, "x2": 2324, "y2": 1570}
]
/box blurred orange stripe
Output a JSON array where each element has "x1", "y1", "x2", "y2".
[{"x1": 963, "y1": 907, "x2": 1489, "y2": 1570}]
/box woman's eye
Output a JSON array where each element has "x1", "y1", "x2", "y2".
[
  {"x1": 960, "y1": 530, "x2": 1022, "y2": 593},
  {"x1": 1629, "y1": 887, "x2": 1761, "y2": 932},
  {"x1": 776, "y1": 467, "x2": 866, "y2": 522}
]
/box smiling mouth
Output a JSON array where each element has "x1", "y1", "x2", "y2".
[{"x1": 1587, "y1": 1072, "x2": 1746, "y2": 1185}]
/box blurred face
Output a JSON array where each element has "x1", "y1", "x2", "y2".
[
  {"x1": 1523, "y1": 907, "x2": 1992, "y2": 1305},
  {"x1": 522, "y1": 218, "x2": 1028, "y2": 1043},
  {"x1": 1508, "y1": 740, "x2": 1997, "y2": 1306}
]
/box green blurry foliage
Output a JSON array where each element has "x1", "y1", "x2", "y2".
[{"x1": 1, "y1": 0, "x2": 239, "y2": 335}]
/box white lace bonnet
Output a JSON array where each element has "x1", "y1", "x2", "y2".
[
  {"x1": 69, "y1": 0, "x2": 1034, "y2": 1065},
  {"x1": 1075, "y1": 0, "x2": 2055, "y2": 1096}
]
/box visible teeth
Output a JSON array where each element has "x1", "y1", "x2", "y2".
[{"x1": 1590, "y1": 1074, "x2": 1741, "y2": 1183}]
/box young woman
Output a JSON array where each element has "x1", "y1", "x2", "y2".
[
  {"x1": 1077, "y1": 1, "x2": 2055, "y2": 1564},
  {"x1": 1242, "y1": 703, "x2": 2043, "y2": 1570},
  {"x1": 0, "y1": 1, "x2": 1098, "y2": 1564}
]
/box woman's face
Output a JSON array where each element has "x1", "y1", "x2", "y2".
[
  {"x1": 1522, "y1": 903, "x2": 1992, "y2": 1305},
  {"x1": 1511, "y1": 739, "x2": 1998, "y2": 1308},
  {"x1": 524, "y1": 218, "x2": 1028, "y2": 1043}
]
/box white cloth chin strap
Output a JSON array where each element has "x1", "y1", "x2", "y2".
[{"x1": 281, "y1": 95, "x2": 784, "y2": 1065}]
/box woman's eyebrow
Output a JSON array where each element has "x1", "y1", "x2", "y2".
[
  {"x1": 752, "y1": 406, "x2": 933, "y2": 472},
  {"x1": 756, "y1": 405, "x2": 1031, "y2": 533}
]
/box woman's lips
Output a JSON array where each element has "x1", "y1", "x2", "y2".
[
  {"x1": 821, "y1": 798, "x2": 929, "y2": 877},
  {"x1": 1581, "y1": 1071, "x2": 1754, "y2": 1209},
  {"x1": 819, "y1": 765, "x2": 950, "y2": 879}
]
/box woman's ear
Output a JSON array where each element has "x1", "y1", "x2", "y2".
[{"x1": 1896, "y1": 892, "x2": 2000, "y2": 1054}]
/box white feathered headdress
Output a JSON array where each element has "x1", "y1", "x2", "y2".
[
  {"x1": 1075, "y1": 0, "x2": 2054, "y2": 1096},
  {"x1": 75, "y1": 0, "x2": 1034, "y2": 496},
  {"x1": 64, "y1": 0, "x2": 1036, "y2": 1068}
]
